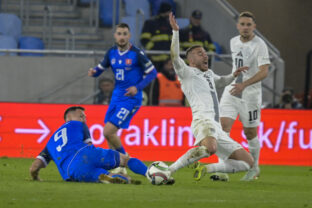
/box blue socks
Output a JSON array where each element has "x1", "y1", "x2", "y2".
[
  {"x1": 127, "y1": 158, "x2": 148, "y2": 176},
  {"x1": 115, "y1": 146, "x2": 126, "y2": 154}
]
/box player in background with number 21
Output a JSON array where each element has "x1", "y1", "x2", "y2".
[{"x1": 88, "y1": 23, "x2": 157, "y2": 165}]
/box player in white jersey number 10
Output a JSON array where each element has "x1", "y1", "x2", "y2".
[{"x1": 219, "y1": 11, "x2": 270, "y2": 181}]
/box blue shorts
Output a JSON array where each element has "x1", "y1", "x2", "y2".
[
  {"x1": 68, "y1": 146, "x2": 120, "y2": 182},
  {"x1": 104, "y1": 99, "x2": 140, "y2": 129}
]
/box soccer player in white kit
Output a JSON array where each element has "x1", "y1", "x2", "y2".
[
  {"x1": 167, "y1": 12, "x2": 255, "y2": 180},
  {"x1": 219, "y1": 11, "x2": 270, "y2": 181}
]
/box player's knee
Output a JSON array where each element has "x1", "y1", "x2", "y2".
[
  {"x1": 207, "y1": 145, "x2": 217, "y2": 155},
  {"x1": 103, "y1": 123, "x2": 118, "y2": 140},
  {"x1": 202, "y1": 143, "x2": 217, "y2": 155},
  {"x1": 103, "y1": 130, "x2": 115, "y2": 141},
  {"x1": 200, "y1": 138, "x2": 217, "y2": 155}
]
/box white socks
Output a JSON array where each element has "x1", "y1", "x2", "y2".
[
  {"x1": 206, "y1": 159, "x2": 250, "y2": 173},
  {"x1": 248, "y1": 137, "x2": 260, "y2": 168},
  {"x1": 169, "y1": 146, "x2": 210, "y2": 173}
]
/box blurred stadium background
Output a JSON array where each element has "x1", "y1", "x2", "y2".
[
  {"x1": 0, "y1": 0, "x2": 311, "y2": 106},
  {"x1": 0, "y1": 2, "x2": 311, "y2": 207}
]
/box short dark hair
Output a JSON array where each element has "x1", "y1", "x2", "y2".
[
  {"x1": 186, "y1": 45, "x2": 203, "y2": 59},
  {"x1": 239, "y1": 11, "x2": 256, "y2": 23},
  {"x1": 116, "y1": 23, "x2": 130, "y2": 31},
  {"x1": 64, "y1": 106, "x2": 85, "y2": 121}
]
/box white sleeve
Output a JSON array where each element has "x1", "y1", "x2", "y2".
[
  {"x1": 257, "y1": 41, "x2": 270, "y2": 67},
  {"x1": 171, "y1": 30, "x2": 188, "y2": 78},
  {"x1": 213, "y1": 71, "x2": 235, "y2": 89}
]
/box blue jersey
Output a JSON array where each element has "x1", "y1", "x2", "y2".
[
  {"x1": 98, "y1": 45, "x2": 155, "y2": 102},
  {"x1": 38, "y1": 121, "x2": 91, "y2": 181}
]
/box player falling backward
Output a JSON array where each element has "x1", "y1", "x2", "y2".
[{"x1": 167, "y1": 12, "x2": 256, "y2": 181}]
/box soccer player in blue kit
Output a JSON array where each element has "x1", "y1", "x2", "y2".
[
  {"x1": 88, "y1": 23, "x2": 157, "y2": 156},
  {"x1": 29, "y1": 106, "x2": 148, "y2": 184}
]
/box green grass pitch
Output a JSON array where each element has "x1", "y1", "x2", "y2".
[{"x1": 0, "y1": 157, "x2": 311, "y2": 208}]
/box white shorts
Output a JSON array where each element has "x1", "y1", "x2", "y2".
[
  {"x1": 191, "y1": 118, "x2": 243, "y2": 160},
  {"x1": 220, "y1": 94, "x2": 261, "y2": 128}
]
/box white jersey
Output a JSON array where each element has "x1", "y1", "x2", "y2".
[
  {"x1": 223, "y1": 35, "x2": 270, "y2": 103},
  {"x1": 171, "y1": 30, "x2": 235, "y2": 122}
]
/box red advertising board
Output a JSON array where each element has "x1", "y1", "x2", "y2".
[{"x1": 0, "y1": 102, "x2": 311, "y2": 166}]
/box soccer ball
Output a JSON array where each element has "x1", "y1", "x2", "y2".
[{"x1": 146, "y1": 161, "x2": 171, "y2": 185}]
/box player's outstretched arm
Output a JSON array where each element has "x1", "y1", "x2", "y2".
[
  {"x1": 214, "y1": 66, "x2": 248, "y2": 89},
  {"x1": 169, "y1": 12, "x2": 179, "y2": 31},
  {"x1": 29, "y1": 158, "x2": 45, "y2": 181},
  {"x1": 169, "y1": 12, "x2": 187, "y2": 77},
  {"x1": 169, "y1": 12, "x2": 180, "y2": 61},
  {"x1": 88, "y1": 65, "x2": 106, "y2": 77}
]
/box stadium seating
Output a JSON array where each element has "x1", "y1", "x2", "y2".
[
  {"x1": 99, "y1": 0, "x2": 120, "y2": 27},
  {"x1": 0, "y1": 13, "x2": 22, "y2": 41},
  {"x1": 149, "y1": 0, "x2": 176, "y2": 16},
  {"x1": 0, "y1": 35, "x2": 18, "y2": 56},
  {"x1": 124, "y1": 0, "x2": 150, "y2": 20},
  {"x1": 176, "y1": 18, "x2": 189, "y2": 29},
  {"x1": 18, "y1": 36, "x2": 45, "y2": 56},
  {"x1": 121, "y1": 16, "x2": 144, "y2": 46}
]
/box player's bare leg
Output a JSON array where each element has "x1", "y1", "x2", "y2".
[
  {"x1": 104, "y1": 122, "x2": 128, "y2": 174},
  {"x1": 169, "y1": 137, "x2": 215, "y2": 173},
  {"x1": 194, "y1": 148, "x2": 253, "y2": 181},
  {"x1": 220, "y1": 117, "x2": 235, "y2": 134},
  {"x1": 104, "y1": 122, "x2": 123, "y2": 150}
]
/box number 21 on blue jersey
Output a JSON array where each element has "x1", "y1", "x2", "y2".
[{"x1": 116, "y1": 69, "x2": 124, "y2": 81}]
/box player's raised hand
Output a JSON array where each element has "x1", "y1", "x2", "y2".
[
  {"x1": 88, "y1": 68, "x2": 97, "y2": 77},
  {"x1": 125, "y1": 86, "x2": 138, "y2": 96},
  {"x1": 233, "y1": 66, "x2": 249, "y2": 77},
  {"x1": 169, "y1": 12, "x2": 179, "y2": 31}
]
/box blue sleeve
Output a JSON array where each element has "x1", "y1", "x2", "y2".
[
  {"x1": 37, "y1": 147, "x2": 52, "y2": 166},
  {"x1": 137, "y1": 50, "x2": 155, "y2": 73},
  {"x1": 82, "y1": 123, "x2": 92, "y2": 144},
  {"x1": 136, "y1": 68, "x2": 157, "y2": 91},
  {"x1": 136, "y1": 50, "x2": 157, "y2": 90},
  {"x1": 92, "y1": 50, "x2": 111, "y2": 77}
]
